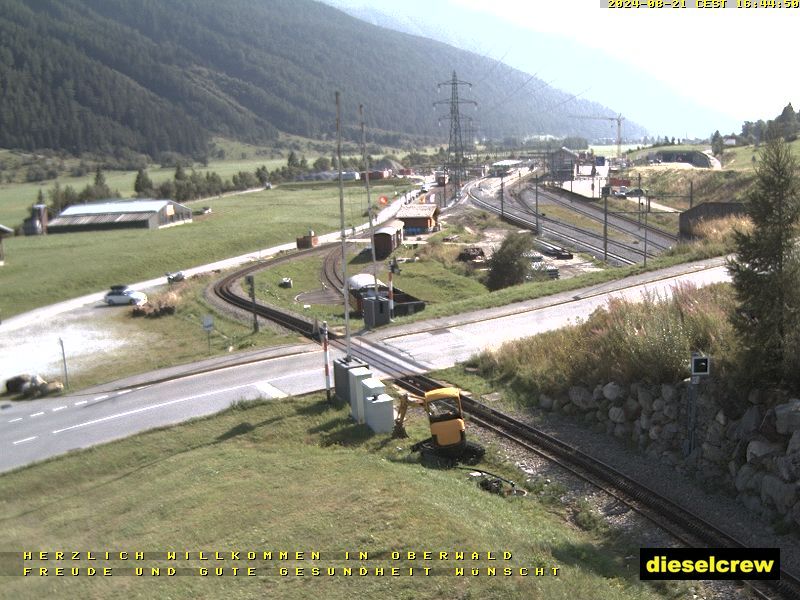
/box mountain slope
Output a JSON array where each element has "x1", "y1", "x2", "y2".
[{"x1": 0, "y1": 0, "x2": 643, "y2": 157}]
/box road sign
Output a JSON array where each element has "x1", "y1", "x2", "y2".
[
  {"x1": 379, "y1": 195, "x2": 388, "y2": 205},
  {"x1": 202, "y1": 315, "x2": 214, "y2": 331},
  {"x1": 691, "y1": 355, "x2": 710, "y2": 376}
]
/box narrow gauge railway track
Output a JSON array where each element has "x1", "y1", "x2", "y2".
[
  {"x1": 214, "y1": 259, "x2": 799, "y2": 598},
  {"x1": 213, "y1": 243, "x2": 337, "y2": 338},
  {"x1": 392, "y1": 374, "x2": 800, "y2": 600},
  {"x1": 322, "y1": 242, "x2": 345, "y2": 293},
  {"x1": 525, "y1": 186, "x2": 678, "y2": 252}
]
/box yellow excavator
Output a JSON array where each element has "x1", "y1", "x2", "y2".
[{"x1": 395, "y1": 387, "x2": 484, "y2": 465}]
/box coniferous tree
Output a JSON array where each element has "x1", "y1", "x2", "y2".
[
  {"x1": 728, "y1": 137, "x2": 800, "y2": 391},
  {"x1": 134, "y1": 169, "x2": 154, "y2": 196}
]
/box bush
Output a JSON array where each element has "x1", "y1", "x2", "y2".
[{"x1": 478, "y1": 283, "x2": 737, "y2": 403}]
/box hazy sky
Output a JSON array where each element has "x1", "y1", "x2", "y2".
[
  {"x1": 452, "y1": 0, "x2": 795, "y2": 121},
  {"x1": 323, "y1": 0, "x2": 798, "y2": 138}
]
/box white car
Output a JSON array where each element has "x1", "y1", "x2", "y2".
[{"x1": 104, "y1": 286, "x2": 148, "y2": 306}]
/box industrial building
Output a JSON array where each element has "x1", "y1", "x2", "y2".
[{"x1": 48, "y1": 200, "x2": 192, "y2": 233}]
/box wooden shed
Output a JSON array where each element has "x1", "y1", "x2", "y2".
[{"x1": 396, "y1": 204, "x2": 439, "y2": 235}]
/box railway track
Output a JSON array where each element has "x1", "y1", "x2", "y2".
[
  {"x1": 467, "y1": 177, "x2": 680, "y2": 265},
  {"x1": 467, "y1": 184, "x2": 637, "y2": 265},
  {"x1": 212, "y1": 248, "x2": 800, "y2": 599},
  {"x1": 527, "y1": 186, "x2": 678, "y2": 252},
  {"x1": 392, "y1": 374, "x2": 800, "y2": 600}
]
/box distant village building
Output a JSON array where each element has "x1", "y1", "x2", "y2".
[
  {"x1": 489, "y1": 159, "x2": 522, "y2": 177},
  {"x1": 48, "y1": 199, "x2": 192, "y2": 233},
  {"x1": 548, "y1": 148, "x2": 579, "y2": 181},
  {"x1": 0, "y1": 224, "x2": 13, "y2": 265},
  {"x1": 22, "y1": 204, "x2": 49, "y2": 236}
]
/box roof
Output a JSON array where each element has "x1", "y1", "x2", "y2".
[
  {"x1": 396, "y1": 204, "x2": 439, "y2": 219},
  {"x1": 49, "y1": 213, "x2": 153, "y2": 228},
  {"x1": 374, "y1": 219, "x2": 404, "y2": 236},
  {"x1": 491, "y1": 159, "x2": 522, "y2": 167},
  {"x1": 58, "y1": 199, "x2": 186, "y2": 216},
  {"x1": 348, "y1": 274, "x2": 386, "y2": 290}
]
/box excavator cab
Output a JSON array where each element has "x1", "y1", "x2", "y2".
[
  {"x1": 398, "y1": 386, "x2": 484, "y2": 465},
  {"x1": 422, "y1": 387, "x2": 466, "y2": 452}
]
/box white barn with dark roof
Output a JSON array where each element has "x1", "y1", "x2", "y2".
[{"x1": 48, "y1": 200, "x2": 192, "y2": 233}]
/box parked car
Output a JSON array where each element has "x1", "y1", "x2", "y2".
[
  {"x1": 624, "y1": 188, "x2": 647, "y2": 197},
  {"x1": 104, "y1": 285, "x2": 147, "y2": 306},
  {"x1": 612, "y1": 186, "x2": 628, "y2": 198},
  {"x1": 166, "y1": 271, "x2": 185, "y2": 284},
  {"x1": 541, "y1": 246, "x2": 573, "y2": 260}
]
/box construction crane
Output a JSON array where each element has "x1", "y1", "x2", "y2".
[{"x1": 570, "y1": 114, "x2": 625, "y2": 159}]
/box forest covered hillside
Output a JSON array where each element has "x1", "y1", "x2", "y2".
[{"x1": 0, "y1": 0, "x2": 643, "y2": 158}]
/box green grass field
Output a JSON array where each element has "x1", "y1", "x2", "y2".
[
  {"x1": 0, "y1": 182, "x2": 408, "y2": 318},
  {"x1": 0, "y1": 392, "x2": 688, "y2": 600}
]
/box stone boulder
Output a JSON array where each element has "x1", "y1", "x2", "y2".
[
  {"x1": 623, "y1": 397, "x2": 641, "y2": 421},
  {"x1": 736, "y1": 405, "x2": 763, "y2": 440},
  {"x1": 661, "y1": 423, "x2": 679, "y2": 441},
  {"x1": 568, "y1": 386, "x2": 597, "y2": 411},
  {"x1": 661, "y1": 384, "x2": 677, "y2": 404},
  {"x1": 788, "y1": 431, "x2": 800, "y2": 455},
  {"x1": 608, "y1": 406, "x2": 626, "y2": 424},
  {"x1": 663, "y1": 403, "x2": 679, "y2": 421},
  {"x1": 638, "y1": 387, "x2": 654, "y2": 413},
  {"x1": 735, "y1": 463, "x2": 757, "y2": 492},
  {"x1": 702, "y1": 442, "x2": 726, "y2": 463},
  {"x1": 603, "y1": 382, "x2": 623, "y2": 402},
  {"x1": 774, "y1": 399, "x2": 800, "y2": 435},
  {"x1": 761, "y1": 474, "x2": 798, "y2": 513},
  {"x1": 747, "y1": 439, "x2": 783, "y2": 463},
  {"x1": 775, "y1": 455, "x2": 800, "y2": 482}
]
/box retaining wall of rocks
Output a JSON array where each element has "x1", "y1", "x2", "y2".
[{"x1": 539, "y1": 381, "x2": 800, "y2": 528}]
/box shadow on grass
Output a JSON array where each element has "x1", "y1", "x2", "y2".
[
  {"x1": 550, "y1": 540, "x2": 639, "y2": 582},
  {"x1": 2, "y1": 396, "x2": 382, "y2": 522},
  {"x1": 215, "y1": 415, "x2": 284, "y2": 442},
  {"x1": 0, "y1": 411, "x2": 287, "y2": 523},
  {"x1": 319, "y1": 422, "x2": 375, "y2": 447}
]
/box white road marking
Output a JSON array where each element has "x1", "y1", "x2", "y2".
[
  {"x1": 135, "y1": 386, "x2": 147, "y2": 390},
  {"x1": 74, "y1": 400, "x2": 88, "y2": 406},
  {"x1": 52, "y1": 406, "x2": 67, "y2": 412},
  {"x1": 93, "y1": 395, "x2": 109, "y2": 401},
  {"x1": 30, "y1": 412, "x2": 44, "y2": 418},
  {"x1": 52, "y1": 382, "x2": 256, "y2": 435},
  {"x1": 8, "y1": 418, "x2": 22, "y2": 423},
  {"x1": 116, "y1": 389, "x2": 130, "y2": 396},
  {"x1": 253, "y1": 381, "x2": 288, "y2": 398},
  {"x1": 13, "y1": 436, "x2": 37, "y2": 445}
]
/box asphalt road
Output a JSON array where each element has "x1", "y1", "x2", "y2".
[{"x1": 0, "y1": 257, "x2": 730, "y2": 473}]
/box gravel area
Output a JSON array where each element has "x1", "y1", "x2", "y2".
[{"x1": 469, "y1": 400, "x2": 796, "y2": 599}]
